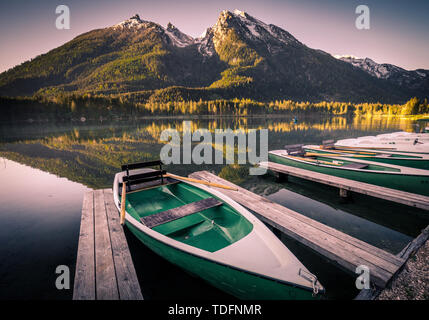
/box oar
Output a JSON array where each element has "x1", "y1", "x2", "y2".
[
  {"x1": 288, "y1": 155, "x2": 343, "y2": 166},
  {"x1": 164, "y1": 173, "x2": 238, "y2": 191},
  {"x1": 319, "y1": 148, "x2": 376, "y2": 155},
  {"x1": 305, "y1": 152, "x2": 375, "y2": 158},
  {"x1": 336, "y1": 146, "x2": 396, "y2": 150},
  {"x1": 120, "y1": 182, "x2": 126, "y2": 225}
]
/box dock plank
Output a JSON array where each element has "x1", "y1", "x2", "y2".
[
  {"x1": 74, "y1": 190, "x2": 144, "y2": 300},
  {"x1": 94, "y1": 189, "x2": 119, "y2": 300},
  {"x1": 103, "y1": 189, "x2": 144, "y2": 300},
  {"x1": 73, "y1": 191, "x2": 96, "y2": 300},
  {"x1": 260, "y1": 160, "x2": 429, "y2": 211},
  {"x1": 189, "y1": 171, "x2": 404, "y2": 288}
]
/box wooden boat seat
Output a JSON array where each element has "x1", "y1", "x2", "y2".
[
  {"x1": 141, "y1": 197, "x2": 223, "y2": 229},
  {"x1": 285, "y1": 144, "x2": 304, "y2": 156},
  {"x1": 119, "y1": 177, "x2": 179, "y2": 194},
  {"x1": 342, "y1": 163, "x2": 368, "y2": 169},
  {"x1": 322, "y1": 139, "x2": 335, "y2": 149}
]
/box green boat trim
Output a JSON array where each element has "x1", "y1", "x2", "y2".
[
  {"x1": 304, "y1": 145, "x2": 429, "y2": 170},
  {"x1": 269, "y1": 150, "x2": 429, "y2": 196},
  {"x1": 125, "y1": 218, "x2": 318, "y2": 299},
  {"x1": 113, "y1": 168, "x2": 324, "y2": 299}
]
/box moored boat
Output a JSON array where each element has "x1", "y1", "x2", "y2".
[
  {"x1": 113, "y1": 160, "x2": 324, "y2": 299},
  {"x1": 269, "y1": 149, "x2": 429, "y2": 196},
  {"x1": 375, "y1": 131, "x2": 429, "y2": 140},
  {"x1": 335, "y1": 137, "x2": 429, "y2": 154},
  {"x1": 303, "y1": 144, "x2": 429, "y2": 170}
]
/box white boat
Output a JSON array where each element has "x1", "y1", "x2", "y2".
[
  {"x1": 336, "y1": 137, "x2": 429, "y2": 154},
  {"x1": 113, "y1": 160, "x2": 324, "y2": 299}
]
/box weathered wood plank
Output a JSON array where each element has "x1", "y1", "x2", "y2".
[
  {"x1": 94, "y1": 189, "x2": 119, "y2": 300},
  {"x1": 260, "y1": 161, "x2": 429, "y2": 211},
  {"x1": 141, "y1": 197, "x2": 222, "y2": 228},
  {"x1": 189, "y1": 171, "x2": 404, "y2": 288},
  {"x1": 73, "y1": 191, "x2": 96, "y2": 300},
  {"x1": 397, "y1": 225, "x2": 429, "y2": 260},
  {"x1": 191, "y1": 170, "x2": 404, "y2": 267},
  {"x1": 103, "y1": 189, "x2": 144, "y2": 300}
]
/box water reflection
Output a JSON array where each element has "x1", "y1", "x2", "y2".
[
  {"x1": 0, "y1": 115, "x2": 420, "y2": 189},
  {"x1": 0, "y1": 159, "x2": 90, "y2": 299},
  {"x1": 0, "y1": 115, "x2": 427, "y2": 300}
]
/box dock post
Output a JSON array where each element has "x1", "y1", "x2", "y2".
[
  {"x1": 276, "y1": 172, "x2": 288, "y2": 182},
  {"x1": 339, "y1": 188, "x2": 349, "y2": 198}
]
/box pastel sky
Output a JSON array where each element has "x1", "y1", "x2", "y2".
[{"x1": 0, "y1": 0, "x2": 428, "y2": 73}]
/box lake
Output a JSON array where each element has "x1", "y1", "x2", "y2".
[{"x1": 0, "y1": 114, "x2": 428, "y2": 300}]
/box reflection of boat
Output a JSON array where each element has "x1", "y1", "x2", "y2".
[
  {"x1": 304, "y1": 145, "x2": 429, "y2": 169},
  {"x1": 113, "y1": 161, "x2": 323, "y2": 299},
  {"x1": 269, "y1": 149, "x2": 429, "y2": 196}
]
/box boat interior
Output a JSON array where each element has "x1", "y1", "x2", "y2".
[
  {"x1": 283, "y1": 144, "x2": 401, "y2": 172},
  {"x1": 119, "y1": 161, "x2": 253, "y2": 252}
]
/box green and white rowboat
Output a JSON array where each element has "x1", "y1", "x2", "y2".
[
  {"x1": 335, "y1": 137, "x2": 429, "y2": 154},
  {"x1": 303, "y1": 145, "x2": 429, "y2": 170},
  {"x1": 113, "y1": 161, "x2": 323, "y2": 300},
  {"x1": 269, "y1": 150, "x2": 429, "y2": 196}
]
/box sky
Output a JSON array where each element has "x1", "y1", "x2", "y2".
[{"x1": 0, "y1": 0, "x2": 428, "y2": 73}]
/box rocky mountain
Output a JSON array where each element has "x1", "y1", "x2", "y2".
[
  {"x1": 0, "y1": 10, "x2": 428, "y2": 103},
  {"x1": 335, "y1": 55, "x2": 429, "y2": 92}
]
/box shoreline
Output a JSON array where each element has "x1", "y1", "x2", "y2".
[
  {"x1": 378, "y1": 238, "x2": 429, "y2": 300},
  {"x1": 1, "y1": 113, "x2": 428, "y2": 125}
]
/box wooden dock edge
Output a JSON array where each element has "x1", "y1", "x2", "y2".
[
  {"x1": 260, "y1": 161, "x2": 429, "y2": 211},
  {"x1": 189, "y1": 171, "x2": 405, "y2": 290},
  {"x1": 355, "y1": 225, "x2": 429, "y2": 300},
  {"x1": 73, "y1": 189, "x2": 143, "y2": 300}
]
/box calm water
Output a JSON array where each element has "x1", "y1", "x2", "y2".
[{"x1": 0, "y1": 115, "x2": 428, "y2": 300}]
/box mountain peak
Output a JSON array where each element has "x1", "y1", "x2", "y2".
[
  {"x1": 212, "y1": 8, "x2": 300, "y2": 53},
  {"x1": 166, "y1": 22, "x2": 176, "y2": 31},
  {"x1": 336, "y1": 54, "x2": 428, "y2": 90},
  {"x1": 233, "y1": 9, "x2": 247, "y2": 18},
  {"x1": 113, "y1": 14, "x2": 150, "y2": 30},
  {"x1": 130, "y1": 14, "x2": 142, "y2": 22},
  {"x1": 164, "y1": 22, "x2": 194, "y2": 47}
]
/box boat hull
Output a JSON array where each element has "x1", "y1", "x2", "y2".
[
  {"x1": 269, "y1": 153, "x2": 429, "y2": 196},
  {"x1": 125, "y1": 221, "x2": 315, "y2": 300},
  {"x1": 113, "y1": 168, "x2": 321, "y2": 300},
  {"x1": 305, "y1": 148, "x2": 429, "y2": 170}
]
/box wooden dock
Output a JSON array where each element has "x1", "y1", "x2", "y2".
[
  {"x1": 189, "y1": 171, "x2": 406, "y2": 288},
  {"x1": 259, "y1": 160, "x2": 429, "y2": 211},
  {"x1": 73, "y1": 189, "x2": 143, "y2": 300}
]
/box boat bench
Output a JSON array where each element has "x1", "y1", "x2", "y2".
[
  {"x1": 342, "y1": 163, "x2": 368, "y2": 169},
  {"x1": 284, "y1": 144, "x2": 305, "y2": 156},
  {"x1": 141, "y1": 197, "x2": 223, "y2": 228},
  {"x1": 322, "y1": 139, "x2": 335, "y2": 149}
]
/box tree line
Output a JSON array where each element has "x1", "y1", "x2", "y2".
[{"x1": 0, "y1": 94, "x2": 427, "y2": 122}]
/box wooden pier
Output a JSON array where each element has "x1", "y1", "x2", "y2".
[
  {"x1": 72, "y1": 172, "x2": 428, "y2": 300},
  {"x1": 189, "y1": 171, "x2": 407, "y2": 288},
  {"x1": 73, "y1": 189, "x2": 143, "y2": 300},
  {"x1": 259, "y1": 160, "x2": 429, "y2": 211}
]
